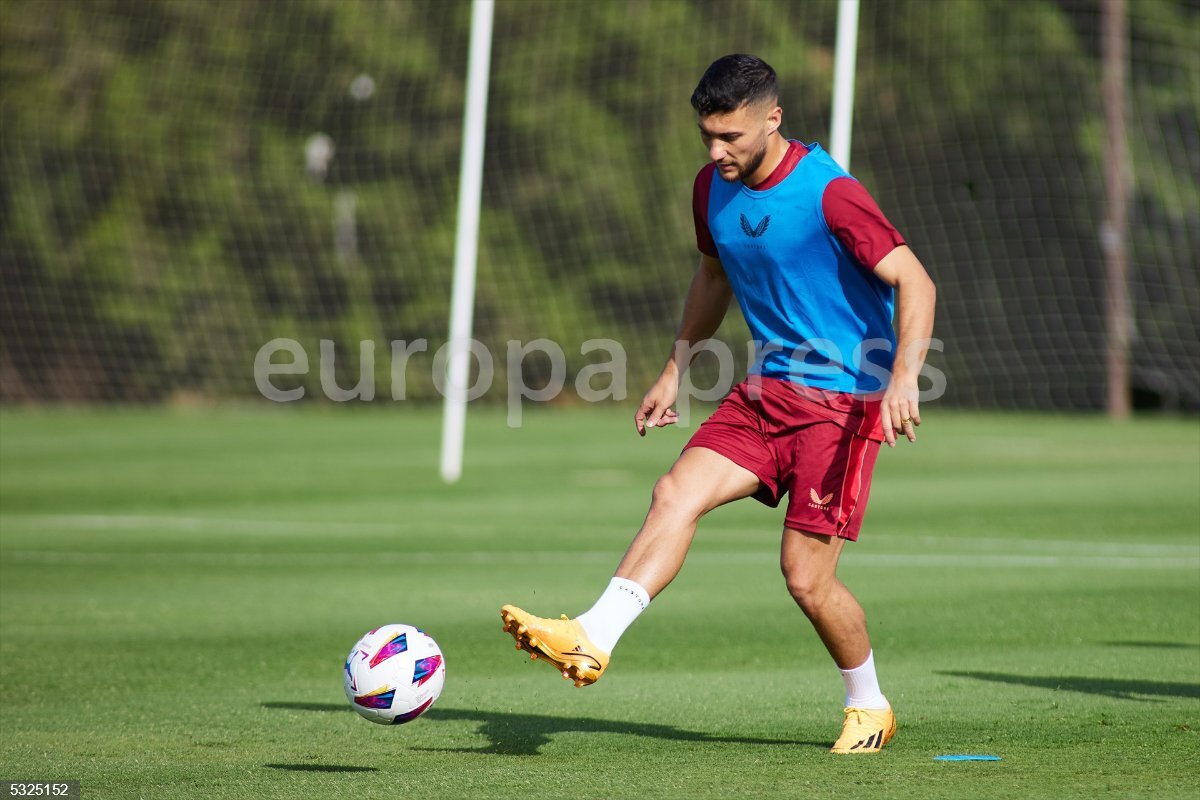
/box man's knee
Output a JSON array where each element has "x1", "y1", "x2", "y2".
[
  {"x1": 781, "y1": 559, "x2": 835, "y2": 612},
  {"x1": 651, "y1": 471, "x2": 683, "y2": 510},
  {"x1": 650, "y1": 470, "x2": 703, "y2": 520}
]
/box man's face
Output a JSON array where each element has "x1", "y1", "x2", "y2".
[{"x1": 697, "y1": 100, "x2": 781, "y2": 183}]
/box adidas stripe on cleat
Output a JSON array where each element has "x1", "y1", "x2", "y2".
[
  {"x1": 500, "y1": 604, "x2": 610, "y2": 687},
  {"x1": 830, "y1": 706, "x2": 897, "y2": 754}
]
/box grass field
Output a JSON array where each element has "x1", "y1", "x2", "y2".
[{"x1": 1, "y1": 406, "x2": 1197, "y2": 799}]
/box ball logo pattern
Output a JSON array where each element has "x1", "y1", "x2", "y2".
[{"x1": 343, "y1": 624, "x2": 446, "y2": 725}]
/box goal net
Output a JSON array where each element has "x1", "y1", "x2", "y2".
[{"x1": 1, "y1": 0, "x2": 1196, "y2": 410}]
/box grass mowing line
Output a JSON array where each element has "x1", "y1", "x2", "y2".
[
  {"x1": 7, "y1": 514, "x2": 1195, "y2": 557},
  {"x1": 0, "y1": 513, "x2": 400, "y2": 534},
  {"x1": 3, "y1": 549, "x2": 1196, "y2": 570},
  {"x1": 844, "y1": 552, "x2": 1199, "y2": 568},
  {"x1": 908, "y1": 534, "x2": 1199, "y2": 555},
  {"x1": 715, "y1": 529, "x2": 1199, "y2": 555}
]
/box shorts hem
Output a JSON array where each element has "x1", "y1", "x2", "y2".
[
  {"x1": 682, "y1": 441, "x2": 781, "y2": 507},
  {"x1": 782, "y1": 520, "x2": 861, "y2": 542}
]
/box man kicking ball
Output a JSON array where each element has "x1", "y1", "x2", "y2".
[{"x1": 501, "y1": 54, "x2": 936, "y2": 755}]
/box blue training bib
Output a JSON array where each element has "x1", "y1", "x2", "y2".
[{"x1": 706, "y1": 143, "x2": 896, "y2": 394}]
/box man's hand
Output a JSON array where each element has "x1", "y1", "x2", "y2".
[
  {"x1": 635, "y1": 364, "x2": 681, "y2": 436},
  {"x1": 880, "y1": 374, "x2": 921, "y2": 447},
  {"x1": 873, "y1": 246, "x2": 935, "y2": 448},
  {"x1": 635, "y1": 255, "x2": 730, "y2": 436}
]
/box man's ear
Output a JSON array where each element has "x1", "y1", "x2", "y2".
[{"x1": 766, "y1": 104, "x2": 783, "y2": 135}]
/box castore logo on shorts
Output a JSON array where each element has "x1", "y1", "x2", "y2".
[{"x1": 808, "y1": 488, "x2": 833, "y2": 509}]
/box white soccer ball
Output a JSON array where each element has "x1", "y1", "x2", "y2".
[{"x1": 343, "y1": 624, "x2": 446, "y2": 725}]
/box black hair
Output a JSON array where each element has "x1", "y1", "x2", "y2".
[{"x1": 690, "y1": 54, "x2": 778, "y2": 116}]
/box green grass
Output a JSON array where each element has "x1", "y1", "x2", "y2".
[{"x1": 1, "y1": 406, "x2": 1197, "y2": 799}]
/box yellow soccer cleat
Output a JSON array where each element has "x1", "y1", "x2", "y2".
[
  {"x1": 830, "y1": 706, "x2": 897, "y2": 754},
  {"x1": 500, "y1": 605, "x2": 610, "y2": 687}
]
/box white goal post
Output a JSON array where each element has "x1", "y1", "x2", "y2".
[
  {"x1": 829, "y1": 0, "x2": 861, "y2": 171},
  {"x1": 440, "y1": 0, "x2": 496, "y2": 484}
]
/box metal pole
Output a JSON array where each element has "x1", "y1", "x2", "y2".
[
  {"x1": 440, "y1": 0, "x2": 495, "y2": 482},
  {"x1": 1101, "y1": 0, "x2": 1131, "y2": 417},
  {"x1": 829, "y1": 0, "x2": 861, "y2": 171}
]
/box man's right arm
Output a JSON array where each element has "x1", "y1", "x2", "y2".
[{"x1": 634, "y1": 253, "x2": 732, "y2": 436}]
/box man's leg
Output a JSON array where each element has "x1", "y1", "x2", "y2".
[
  {"x1": 501, "y1": 447, "x2": 760, "y2": 685},
  {"x1": 614, "y1": 446, "x2": 761, "y2": 598},
  {"x1": 779, "y1": 529, "x2": 869, "y2": 668},
  {"x1": 780, "y1": 528, "x2": 895, "y2": 753}
]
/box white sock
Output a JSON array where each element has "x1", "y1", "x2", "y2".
[
  {"x1": 839, "y1": 650, "x2": 889, "y2": 709},
  {"x1": 576, "y1": 577, "x2": 651, "y2": 655}
]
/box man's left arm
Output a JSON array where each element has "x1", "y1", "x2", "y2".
[{"x1": 872, "y1": 245, "x2": 936, "y2": 447}]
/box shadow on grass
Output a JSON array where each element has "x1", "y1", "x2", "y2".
[
  {"x1": 265, "y1": 764, "x2": 377, "y2": 773},
  {"x1": 418, "y1": 708, "x2": 826, "y2": 756},
  {"x1": 940, "y1": 671, "x2": 1200, "y2": 701},
  {"x1": 260, "y1": 701, "x2": 824, "y2": 756}
]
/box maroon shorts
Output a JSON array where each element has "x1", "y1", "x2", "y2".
[{"x1": 683, "y1": 378, "x2": 881, "y2": 541}]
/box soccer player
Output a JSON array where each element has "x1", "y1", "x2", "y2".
[{"x1": 501, "y1": 54, "x2": 936, "y2": 754}]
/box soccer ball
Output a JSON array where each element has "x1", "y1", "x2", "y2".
[{"x1": 343, "y1": 624, "x2": 446, "y2": 725}]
